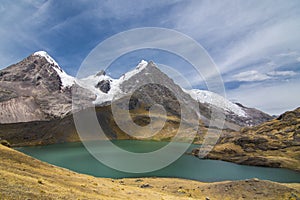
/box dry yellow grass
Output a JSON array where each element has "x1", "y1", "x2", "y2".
[
  {"x1": 201, "y1": 108, "x2": 300, "y2": 171},
  {"x1": 1, "y1": 144, "x2": 299, "y2": 200}
]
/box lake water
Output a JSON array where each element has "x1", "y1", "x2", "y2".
[{"x1": 17, "y1": 140, "x2": 300, "y2": 183}]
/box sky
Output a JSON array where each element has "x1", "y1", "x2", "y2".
[{"x1": 0, "y1": 0, "x2": 300, "y2": 115}]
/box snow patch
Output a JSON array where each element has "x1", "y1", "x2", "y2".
[
  {"x1": 186, "y1": 89, "x2": 247, "y2": 117},
  {"x1": 52, "y1": 67, "x2": 75, "y2": 88},
  {"x1": 77, "y1": 60, "x2": 148, "y2": 105},
  {"x1": 77, "y1": 74, "x2": 122, "y2": 105}
]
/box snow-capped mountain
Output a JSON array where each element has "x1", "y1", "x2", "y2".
[
  {"x1": 0, "y1": 51, "x2": 273, "y2": 146},
  {"x1": 0, "y1": 51, "x2": 76, "y2": 123},
  {"x1": 0, "y1": 51, "x2": 272, "y2": 125},
  {"x1": 186, "y1": 89, "x2": 247, "y2": 117},
  {"x1": 76, "y1": 60, "x2": 149, "y2": 105},
  {"x1": 71, "y1": 55, "x2": 271, "y2": 127},
  {"x1": 33, "y1": 51, "x2": 75, "y2": 88}
]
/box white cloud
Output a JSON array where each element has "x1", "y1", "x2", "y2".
[
  {"x1": 277, "y1": 52, "x2": 298, "y2": 57},
  {"x1": 232, "y1": 70, "x2": 270, "y2": 82},
  {"x1": 0, "y1": 0, "x2": 181, "y2": 69},
  {"x1": 171, "y1": 0, "x2": 300, "y2": 75},
  {"x1": 1, "y1": 0, "x2": 299, "y2": 115},
  {"x1": 267, "y1": 71, "x2": 297, "y2": 77},
  {"x1": 227, "y1": 70, "x2": 297, "y2": 83},
  {"x1": 79, "y1": 27, "x2": 222, "y2": 88},
  {"x1": 168, "y1": 0, "x2": 300, "y2": 114},
  {"x1": 219, "y1": 18, "x2": 300, "y2": 73},
  {"x1": 227, "y1": 79, "x2": 300, "y2": 115},
  {"x1": 0, "y1": 1, "x2": 49, "y2": 68}
]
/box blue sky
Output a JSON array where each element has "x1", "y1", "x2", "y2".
[{"x1": 0, "y1": 0, "x2": 300, "y2": 115}]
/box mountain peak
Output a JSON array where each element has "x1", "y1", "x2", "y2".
[
  {"x1": 138, "y1": 59, "x2": 148, "y2": 66},
  {"x1": 134, "y1": 59, "x2": 148, "y2": 71},
  {"x1": 33, "y1": 51, "x2": 59, "y2": 67},
  {"x1": 121, "y1": 60, "x2": 148, "y2": 81},
  {"x1": 32, "y1": 51, "x2": 74, "y2": 88}
]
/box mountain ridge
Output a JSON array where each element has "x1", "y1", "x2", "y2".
[{"x1": 0, "y1": 51, "x2": 272, "y2": 146}]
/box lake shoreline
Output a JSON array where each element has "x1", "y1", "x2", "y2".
[
  {"x1": 11, "y1": 138, "x2": 300, "y2": 173},
  {"x1": 1, "y1": 144, "x2": 299, "y2": 199},
  {"x1": 16, "y1": 140, "x2": 300, "y2": 183}
]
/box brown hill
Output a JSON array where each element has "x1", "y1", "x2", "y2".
[{"x1": 194, "y1": 107, "x2": 300, "y2": 171}]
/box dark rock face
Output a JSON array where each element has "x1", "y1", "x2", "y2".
[
  {"x1": 0, "y1": 55, "x2": 62, "y2": 91},
  {"x1": 96, "y1": 80, "x2": 111, "y2": 93},
  {"x1": 234, "y1": 137, "x2": 268, "y2": 148},
  {"x1": 0, "y1": 88, "x2": 18, "y2": 101},
  {"x1": 240, "y1": 157, "x2": 281, "y2": 168},
  {"x1": 118, "y1": 62, "x2": 199, "y2": 122},
  {"x1": 234, "y1": 137, "x2": 269, "y2": 151},
  {"x1": 129, "y1": 83, "x2": 181, "y2": 117},
  {"x1": 95, "y1": 70, "x2": 106, "y2": 76}
]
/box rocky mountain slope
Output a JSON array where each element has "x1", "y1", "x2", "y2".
[
  {"x1": 0, "y1": 51, "x2": 73, "y2": 123},
  {"x1": 0, "y1": 51, "x2": 272, "y2": 146},
  {"x1": 1, "y1": 144, "x2": 299, "y2": 199},
  {"x1": 193, "y1": 107, "x2": 300, "y2": 171}
]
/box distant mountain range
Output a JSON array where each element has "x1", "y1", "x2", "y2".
[{"x1": 0, "y1": 51, "x2": 273, "y2": 146}]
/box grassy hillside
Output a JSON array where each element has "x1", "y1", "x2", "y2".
[
  {"x1": 0, "y1": 144, "x2": 299, "y2": 199},
  {"x1": 197, "y1": 107, "x2": 300, "y2": 171}
]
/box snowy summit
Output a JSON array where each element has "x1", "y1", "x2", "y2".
[
  {"x1": 34, "y1": 51, "x2": 59, "y2": 66},
  {"x1": 33, "y1": 51, "x2": 75, "y2": 88},
  {"x1": 30, "y1": 52, "x2": 248, "y2": 118}
]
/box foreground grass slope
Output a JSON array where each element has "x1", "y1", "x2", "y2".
[{"x1": 0, "y1": 144, "x2": 299, "y2": 200}]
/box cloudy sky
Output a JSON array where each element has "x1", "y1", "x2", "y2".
[{"x1": 0, "y1": 0, "x2": 300, "y2": 115}]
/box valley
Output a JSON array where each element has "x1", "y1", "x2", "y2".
[{"x1": 0, "y1": 51, "x2": 299, "y2": 199}]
